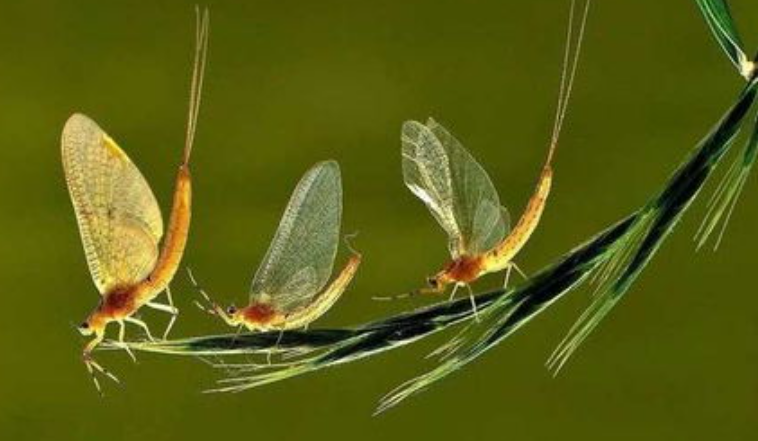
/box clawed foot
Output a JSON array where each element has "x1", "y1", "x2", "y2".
[{"x1": 83, "y1": 353, "x2": 120, "y2": 395}]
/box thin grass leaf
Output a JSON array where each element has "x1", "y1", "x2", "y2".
[
  {"x1": 547, "y1": 81, "x2": 756, "y2": 374},
  {"x1": 694, "y1": 0, "x2": 758, "y2": 249},
  {"x1": 695, "y1": 0, "x2": 753, "y2": 78},
  {"x1": 102, "y1": 329, "x2": 361, "y2": 356},
  {"x1": 547, "y1": 210, "x2": 655, "y2": 370},
  {"x1": 696, "y1": 113, "x2": 758, "y2": 249}
]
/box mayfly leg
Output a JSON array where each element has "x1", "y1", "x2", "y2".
[
  {"x1": 80, "y1": 327, "x2": 120, "y2": 394},
  {"x1": 503, "y1": 262, "x2": 527, "y2": 289},
  {"x1": 146, "y1": 294, "x2": 179, "y2": 340},
  {"x1": 84, "y1": 358, "x2": 120, "y2": 395},
  {"x1": 83, "y1": 337, "x2": 120, "y2": 395},
  {"x1": 125, "y1": 316, "x2": 156, "y2": 342},
  {"x1": 503, "y1": 265, "x2": 513, "y2": 290},
  {"x1": 164, "y1": 285, "x2": 179, "y2": 334},
  {"x1": 266, "y1": 329, "x2": 287, "y2": 365},
  {"x1": 447, "y1": 284, "x2": 460, "y2": 301},
  {"x1": 117, "y1": 320, "x2": 137, "y2": 362},
  {"x1": 464, "y1": 284, "x2": 480, "y2": 322}
]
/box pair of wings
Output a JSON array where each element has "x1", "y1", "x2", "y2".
[
  {"x1": 62, "y1": 114, "x2": 164, "y2": 295},
  {"x1": 402, "y1": 118, "x2": 510, "y2": 258},
  {"x1": 249, "y1": 161, "x2": 342, "y2": 312}
]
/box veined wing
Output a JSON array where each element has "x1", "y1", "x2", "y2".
[
  {"x1": 402, "y1": 118, "x2": 508, "y2": 258},
  {"x1": 249, "y1": 161, "x2": 342, "y2": 312},
  {"x1": 62, "y1": 113, "x2": 164, "y2": 294}
]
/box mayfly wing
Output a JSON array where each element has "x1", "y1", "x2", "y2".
[
  {"x1": 402, "y1": 121, "x2": 462, "y2": 255},
  {"x1": 402, "y1": 118, "x2": 508, "y2": 258},
  {"x1": 249, "y1": 161, "x2": 342, "y2": 312},
  {"x1": 62, "y1": 113, "x2": 164, "y2": 295},
  {"x1": 425, "y1": 118, "x2": 510, "y2": 254}
]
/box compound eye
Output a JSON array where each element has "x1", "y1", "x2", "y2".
[
  {"x1": 427, "y1": 277, "x2": 438, "y2": 288},
  {"x1": 226, "y1": 306, "x2": 237, "y2": 315},
  {"x1": 79, "y1": 322, "x2": 90, "y2": 330}
]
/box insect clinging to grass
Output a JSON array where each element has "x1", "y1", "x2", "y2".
[
  {"x1": 399, "y1": 0, "x2": 590, "y2": 310},
  {"x1": 195, "y1": 161, "x2": 362, "y2": 333},
  {"x1": 62, "y1": 8, "x2": 209, "y2": 392}
]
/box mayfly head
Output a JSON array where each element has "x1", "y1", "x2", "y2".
[
  {"x1": 77, "y1": 311, "x2": 107, "y2": 337},
  {"x1": 218, "y1": 304, "x2": 243, "y2": 326},
  {"x1": 77, "y1": 321, "x2": 94, "y2": 337},
  {"x1": 426, "y1": 275, "x2": 442, "y2": 292},
  {"x1": 420, "y1": 271, "x2": 453, "y2": 295}
]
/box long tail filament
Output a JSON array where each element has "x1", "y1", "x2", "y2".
[
  {"x1": 545, "y1": 0, "x2": 591, "y2": 167},
  {"x1": 183, "y1": 7, "x2": 210, "y2": 166}
]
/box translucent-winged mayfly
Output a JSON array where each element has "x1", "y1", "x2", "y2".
[
  {"x1": 197, "y1": 161, "x2": 361, "y2": 332},
  {"x1": 399, "y1": 0, "x2": 590, "y2": 309},
  {"x1": 62, "y1": 9, "x2": 209, "y2": 391}
]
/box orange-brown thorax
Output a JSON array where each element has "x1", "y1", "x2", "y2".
[
  {"x1": 443, "y1": 254, "x2": 485, "y2": 284},
  {"x1": 99, "y1": 286, "x2": 139, "y2": 318},
  {"x1": 241, "y1": 302, "x2": 281, "y2": 326}
]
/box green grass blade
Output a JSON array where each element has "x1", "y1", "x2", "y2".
[
  {"x1": 696, "y1": 113, "x2": 758, "y2": 249},
  {"x1": 547, "y1": 81, "x2": 756, "y2": 374},
  {"x1": 695, "y1": 0, "x2": 753, "y2": 77}
]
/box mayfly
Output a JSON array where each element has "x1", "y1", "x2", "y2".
[
  {"x1": 398, "y1": 0, "x2": 590, "y2": 310},
  {"x1": 62, "y1": 9, "x2": 209, "y2": 391},
  {"x1": 197, "y1": 161, "x2": 361, "y2": 332}
]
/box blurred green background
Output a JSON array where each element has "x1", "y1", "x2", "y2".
[{"x1": 0, "y1": 0, "x2": 756, "y2": 439}]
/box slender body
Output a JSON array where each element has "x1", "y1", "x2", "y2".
[
  {"x1": 405, "y1": 0, "x2": 590, "y2": 299},
  {"x1": 64, "y1": 10, "x2": 209, "y2": 390},
  {"x1": 199, "y1": 161, "x2": 361, "y2": 332},
  {"x1": 428, "y1": 163, "x2": 553, "y2": 291},
  {"x1": 77, "y1": 156, "x2": 193, "y2": 351},
  {"x1": 217, "y1": 252, "x2": 361, "y2": 331}
]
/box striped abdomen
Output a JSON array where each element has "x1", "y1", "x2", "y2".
[{"x1": 483, "y1": 166, "x2": 553, "y2": 273}]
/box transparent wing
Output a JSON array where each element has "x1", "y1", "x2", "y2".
[
  {"x1": 402, "y1": 118, "x2": 508, "y2": 258},
  {"x1": 62, "y1": 113, "x2": 164, "y2": 295},
  {"x1": 249, "y1": 161, "x2": 342, "y2": 312},
  {"x1": 427, "y1": 118, "x2": 510, "y2": 255},
  {"x1": 402, "y1": 121, "x2": 461, "y2": 253}
]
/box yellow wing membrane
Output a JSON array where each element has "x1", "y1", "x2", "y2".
[{"x1": 62, "y1": 113, "x2": 164, "y2": 295}]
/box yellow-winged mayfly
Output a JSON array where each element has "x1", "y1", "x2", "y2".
[
  {"x1": 197, "y1": 161, "x2": 361, "y2": 332},
  {"x1": 62, "y1": 9, "x2": 209, "y2": 391},
  {"x1": 398, "y1": 0, "x2": 590, "y2": 309}
]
